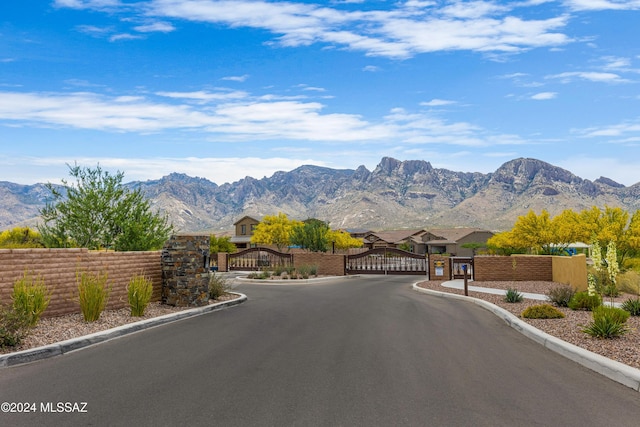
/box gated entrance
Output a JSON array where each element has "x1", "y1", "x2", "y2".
[
  {"x1": 346, "y1": 248, "x2": 427, "y2": 275},
  {"x1": 228, "y1": 247, "x2": 293, "y2": 271}
]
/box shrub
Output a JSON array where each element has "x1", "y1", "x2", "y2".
[
  {"x1": 617, "y1": 270, "x2": 640, "y2": 296},
  {"x1": 309, "y1": 264, "x2": 318, "y2": 276},
  {"x1": 296, "y1": 264, "x2": 311, "y2": 279},
  {"x1": 583, "y1": 306, "x2": 630, "y2": 339},
  {"x1": 0, "y1": 305, "x2": 30, "y2": 348},
  {"x1": 621, "y1": 298, "x2": 640, "y2": 316},
  {"x1": 77, "y1": 270, "x2": 110, "y2": 322},
  {"x1": 11, "y1": 271, "x2": 51, "y2": 327},
  {"x1": 273, "y1": 264, "x2": 285, "y2": 277},
  {"x1": 568, "y1": 291, "x2": 601, "y2": 311},
  {"x1": 504, "y1": 288, "x2": 523, "y2": 303},
  {"x1": 128, "y1": 274, "x2": 153, "y2": 317},
  {"x1": 545, "y1": 285, "x2": 575, "y2": 308},
  {"x1": 209, "y1": 273, "x2": 230, "y2": 300},
  {"x1": 521, "y1": 304, "x2": 565, "y2": 319}
]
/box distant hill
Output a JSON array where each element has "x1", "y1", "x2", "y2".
[{"x1": 2, "y1": 157, "x2": 639, "y2": 233}]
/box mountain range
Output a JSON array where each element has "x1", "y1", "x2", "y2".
[{"x1": 2, "y1": 157, "x2": 639, "y2": 233}]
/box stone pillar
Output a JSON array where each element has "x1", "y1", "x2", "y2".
[{"x1": 161, "y1": 235, "x2": 210, "y2": 307}]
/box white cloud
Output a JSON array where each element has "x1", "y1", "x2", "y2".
[
  {"x1": 563, "y1": 0, "x2": 640, "y2": 11},
  {"x1": 531, "y1": 92, "x2": 557, "y2": 100},
  {"x1": 546, "y1": 71, "x2": 629, "y2": 83},
  {"x1": 222, "y1": 75, "x2": 250, "y2": 82},
  {"x1": 362, "y1": 65, "x2": 380, "y2": 72},
  {"x1": 576, "y1": 119, "x2": 640, "y2": 137},
  {"x1": 420, "y1": 99, "x2": 456, "y2": 106},
  {"x1": 110, "y1": 33, "x2": 144, "y2": 42},
  {"x1": 134, "y1": 22, "x2": 176, "y2": 33}
]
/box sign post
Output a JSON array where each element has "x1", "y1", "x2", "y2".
[{"x1": 462, "y1": 264, "x2": 469, "y2": 296}]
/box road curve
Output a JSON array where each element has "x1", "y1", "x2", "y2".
[{"x1": 1, "y1": 275, "x2": 639, "y2": 426}]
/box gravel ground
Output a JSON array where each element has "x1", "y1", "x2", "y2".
[
  {"x1": 3, "y1": 283, "x2": 640, "y2": 372},
  {"x1": 1, "y1": 294, "x2": 238, "y2": 356},
  {"x1": 417, "y1": 280, "x2": 640, "y2": 370}
]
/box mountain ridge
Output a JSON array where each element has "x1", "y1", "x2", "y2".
[{"x1": 2, "y1": 157, "x2": 639, "y2": 233}]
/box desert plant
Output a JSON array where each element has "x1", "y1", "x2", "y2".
[
  {"x1": 568, "y1": 291, "x2": 602, "y2": 311},
  {"x1": 285, "y1": 265, "x2": 296, "y2": 276},
  {"x1": 273, "y1": 264, "x2": 285, "y2": 277},
  {"x1": 0, "y1": 305, "x2": 31, "y2": 348},
  {"x1": 209, "y1": 273, "x2": 230, "y2": 300},
  {"x1": 77, "y1": 270, "x2": 110, "y2": 322},
  {"x1": 521, "y1": 304, "x2": 565, "y2": 319},
  {"x1": 127, "y1": 273, "x2": 153, "y2": 317},
  {"x1": 296, "y1": 264, "x2": 311, "y2": 279},
  {"x1": 621, "y1": 298, "x2": 640, "y2": 316},
  {"x1": 504, "y1": 288, "x2": 523, "y2": 303},
  {"x1": 617, "y1": 270, "x2": 640, "y2": 296},
  {"x1": 583, "y1": 306, "x2": 630, "y2": 339},
  {"x1": 545, "y1": 285, "x2": 575, "y2": 307},
  {"x1": 309, "y1": 264, "x2": 318, "y2": 276},
  {"x1": 11, "y1": 271, "x2": 51, "y2": 327}
]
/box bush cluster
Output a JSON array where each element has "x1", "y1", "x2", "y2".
[
  {"x1": 545, "y1": 285, "x2": 575, "y2": 308},
  {"x1": 568, "y1": 291, "x2": 602, "y2": 311},
  {"x1": 128, "y1": 274, "x2": 153, "y2": 317},
  {"x1": 583, "y1": 306, "x2": 630, "y2": 339},
  {"x1": 621, "y1": 298, "x2": 640, "y2": 316},
  {"x1": 209, "y1": 273, "x2": 230, "y2": 300},
  {"x1": 77, "y1": 270, "x2": 111, "y2": 322},
  {"x1": 0, "y1": 305, "x2": 31, "y2": 348},
  {"x1": 521, "y1": 304, "x2": 565, "y2": 319},
  {"x1": 11, "y1": 271, "x2": 51, "y2": 327}
]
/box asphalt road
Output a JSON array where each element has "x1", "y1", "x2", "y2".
[{"x1": 1, "y1": 275, "x2": 639, "y2": 426}]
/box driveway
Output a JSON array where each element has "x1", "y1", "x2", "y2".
[{"x1": 1, "y1": 275, "x2": 639, "y2": 426}]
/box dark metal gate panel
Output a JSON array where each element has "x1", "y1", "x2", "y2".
[
  {"x1": 228, "y1": 247, "x2": 293, "y2": 271},
  {"x1": 346, "y1": 248, "x2": 427, "y2": 275}
]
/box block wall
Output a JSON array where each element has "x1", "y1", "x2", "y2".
[
  {"x1": 293, "y1": 252, "x2": 346, "y2": 276},
  {"x1": 0, "y1": 249, "x2": 162, "y2": 318},
  {"x1": 473, "y1": 255, "x2": 553, "y2": 281}
]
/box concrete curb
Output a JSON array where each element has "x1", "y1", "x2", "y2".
[
  {"x1": 412, "y1": 283, "x2": 640, "y2": 392},
  {"x1": 0, "y1": 292, "x2": 247, "y2": 369}
]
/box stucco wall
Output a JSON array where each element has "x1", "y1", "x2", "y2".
[{"x1": 0, "y1": 248, "x2": 162, "y2": 318}]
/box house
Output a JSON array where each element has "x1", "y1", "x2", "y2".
[
  {"x1": 229, "y1": 215, "x2": 261, "y2": 249},
  {"x1": 363, "y1": 229, "x2": 426, "y2": 252},
  {"x1": 421, "y1": 228, "x2": 494, "y2": 257}
]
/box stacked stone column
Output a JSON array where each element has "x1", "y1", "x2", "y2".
[{"x1": 161, "y1": 235, "x2": 210, "y2": 307}]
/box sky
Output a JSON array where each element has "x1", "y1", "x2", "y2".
[{"x1": 1, "y1": 0, "x2": 640, "y2": 187}]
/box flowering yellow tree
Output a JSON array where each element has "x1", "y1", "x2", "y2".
[{"x1": 250, "y1": 213, "x2": 301, "y2": 251}]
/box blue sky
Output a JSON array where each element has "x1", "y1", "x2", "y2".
[{"x1": 1, "y1": 0, "x2": 640, "y2": 186}]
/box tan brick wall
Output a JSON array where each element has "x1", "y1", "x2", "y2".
[
  {"x1": 473, "y1": 255, "x2": 553, "y2": 281},
  {"x1": 293, "y1": 252, "x2": 345, "y2": 276},
  {"x1": 0, "y1": 249, "x2": 162, "y2": 318}
]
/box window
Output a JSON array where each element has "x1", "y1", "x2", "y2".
[{"x1": 241, "y1": 224, "x2": 246, "y2": 235}]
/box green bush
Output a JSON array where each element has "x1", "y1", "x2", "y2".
[
  {"x1": 11, "y1": 271, "x2": 51, "y2": 327},
  {"x1": 209, "y1": 273, "x2": 230, "y2": 300},
  {"x1": 621, "y1": 298, "x2": 640, "y2": 316},
  {"x1": 568, "y1": 291, "x2": 602, "y2": 311},
  {"x1": 0, "y1": 305, "x2": 30, "y2": 348},
  {"x1": 504, "y1": 288, "x2": 523, "y2": 303},
  {"x1": 296, "y1": 264, "x2": 312, "y2": 279},
  {"x1": 309, "y1": 264, "x2": 318, "y2": 276},
  {"x1": 545, "y1": 285, "x2": 575, "y2": 308},
  {"x1": 583, "y1": 306, "x2": 630, "y2": 339},
  {"x1": 521, "y1": 304, "x2": 565, "y2": 319},
  {"x1": 127, "y1": 274, "x2": 153, "y2": 317},
  {"x1": 77, "y1": 270, "x2": 110, "y2": 322}
]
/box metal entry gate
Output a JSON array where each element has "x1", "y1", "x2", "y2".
[
  {"x1": 228, "y1": 247, "x2": 293, "y2": 271},
  {"x1": 451, "y1": 257, "x2": 474, "y2": 280},
  {"x1": 346, "y1": 248, "x2": 427, "y2": 275}
]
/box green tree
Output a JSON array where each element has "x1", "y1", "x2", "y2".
[
  {"x1": 210, "y1": 235, "x2": 236, "y2": 254},
  {"x1": 291, "y1": 218, "x2": 331, "y2": 252},
  {"x1": 38, "y1": 163, "x2": 173, "y2": 251},
  {"x1": 0, "y1": 227, "x2": 44, "y2": 248},
  {"x1": 250, "y1": 212, "x2": 301, "y2": 251}
]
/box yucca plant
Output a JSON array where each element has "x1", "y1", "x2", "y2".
[
  {"x1": 76, "y1": 270, "x2": 110, "y2": 322},
  {"x1": 504, "y1": 288, "x2": 524, "y2": 303},
  {"x1": 621, "y1": 298, "x2": 640, "y2": 316},
  {"x1": 12, "y1": 271, "x2": 51, "y2": 327},
  {"x1": 128, "y1": 274, "x2": 153, "y2": 317},
  {"x1": 583, "y1": 306, "x2": 630, "y2": 339}
]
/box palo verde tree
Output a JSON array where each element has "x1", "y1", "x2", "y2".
[
  {"x1": 210, "y1": 235, "x2": 236, "y2": 254},
  {"x1": 250, "y1": 212, "x2": 302, "y2": 251},
  {"x1": 0, "y1": 227, "x2": 45, "y2": 249},
  {"x1": 38, "y1": 163, "x2": 173, "y2": 251}
]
